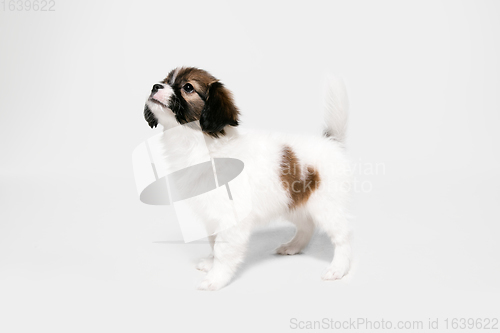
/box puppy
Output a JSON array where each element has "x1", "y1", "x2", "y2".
[{"x1": 144, "y1": 67, "x2": 352, "y2": 290}]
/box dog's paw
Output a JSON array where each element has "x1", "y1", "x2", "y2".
[
  {"x1": 276, "y1": 243, "x2": 302, "y2": 255},
  {"x1": 197, "y1": 265, "x2": 233, "y2": 291},
  {"x1": 197, "y1": 277, "x2": 227, "y2": 291},
  {"x1": 321, "y1": 263, "x2": 349, "y2": 281},
  {"x1": 196, "y1": 256, "x2": 214, "y2": 272}
]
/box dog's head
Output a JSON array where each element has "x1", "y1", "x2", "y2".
[{"x1": 144, "y1": 67, "x2": 239, "y2": 137}]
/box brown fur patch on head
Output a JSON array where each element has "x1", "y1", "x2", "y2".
[
  {"x1": 161, "y1": 67, "x2": 239, "y2": 136},
  {"x1": 164, "y1": 67, "x2": 217, "y2": 97},
  {"x1": 280, "y1": 146, "x2": 321, "y2": 209}
]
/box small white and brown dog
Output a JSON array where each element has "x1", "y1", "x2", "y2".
[{"x1": 144, "y1": 67, "x2": 352, "y2": 291}]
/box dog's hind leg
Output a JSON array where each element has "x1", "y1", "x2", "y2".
[
  {"x1": 308, "y1": 200, "x2": 351, "y2": 280},
  {"x1": 276, "y1": 209, "x2": 315, "y2": 255}
]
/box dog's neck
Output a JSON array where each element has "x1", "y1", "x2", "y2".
[
  {"x1": 203, "y1": 126, "x2": 240, "y2": 153},
  {"x1": 160, "y1": 124, "x2": 239, "y2": 173}
]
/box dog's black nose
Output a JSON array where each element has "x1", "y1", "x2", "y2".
[{"x1": 151, "y1": 84, "x2": 164, "y2": 93}]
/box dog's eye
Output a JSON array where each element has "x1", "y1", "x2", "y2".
[{"x1": 183, "y1": 83, "x2": 194, "y2": 93}]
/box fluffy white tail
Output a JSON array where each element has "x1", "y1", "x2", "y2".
[{"x1": 322, "y1": 75, "x2": 349, "y2": 144}]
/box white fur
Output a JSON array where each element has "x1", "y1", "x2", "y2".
[
  {"x1": 170, "y1": 67, "x2": 180, "y2": 85},
  {"x1": 323, "y1": 75, "x2": 349, "y2": 144},
  {"x1": 145, "y1": 77, "x2": 352, "y2": 291}
]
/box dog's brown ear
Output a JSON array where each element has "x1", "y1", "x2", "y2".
[{"x1": 200, "y1": 81, "x2": 239, "y2": 137}]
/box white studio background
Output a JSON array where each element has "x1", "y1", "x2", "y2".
[{"x1": 1, "y1": 1, "x2": 499, "y2": 332}]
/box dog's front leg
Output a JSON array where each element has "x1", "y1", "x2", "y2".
[
  {"x1": 195, "y1": 235, "x2": 216, "y2": 272},
  {"x1": 197, "y1": 222, "x2": 251, "y2": 291}
]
